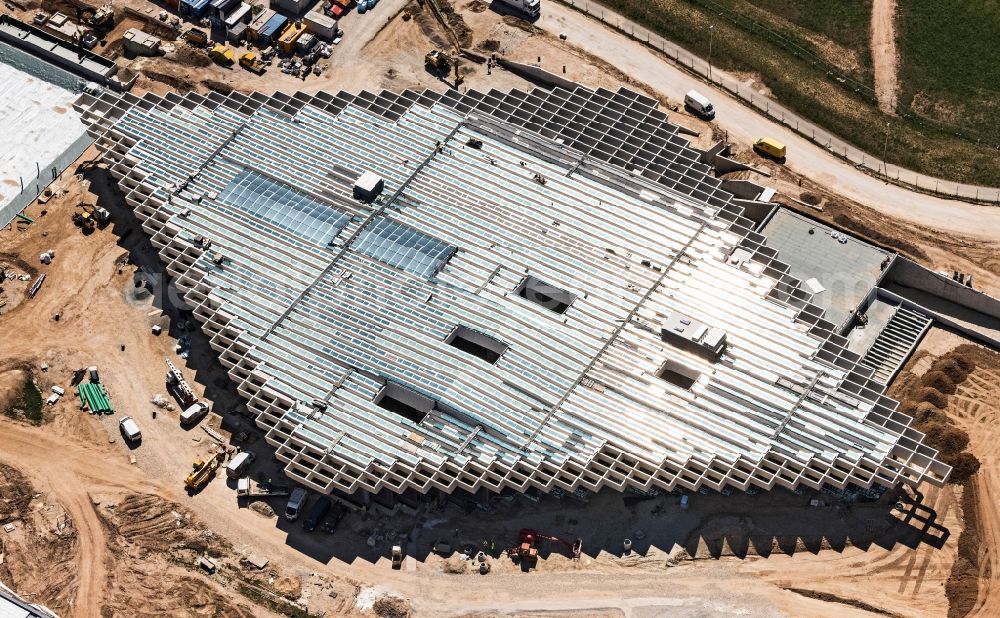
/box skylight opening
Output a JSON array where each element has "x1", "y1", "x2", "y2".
[
  {"x1": 656, "y1": 359, "x2": 701, "y2": 390},
  {"x1": 446, "y1": 325, "x2": 508, "y2": 364},
  {"x1": 375, "y1": 382, "x2": 434, "y2": 423},
  {"x1": 516, "y1": 275, "x2": 576, "y2": 314}
]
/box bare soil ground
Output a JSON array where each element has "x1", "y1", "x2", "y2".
[
  {"x1": 871, "y1": 0, "x2": 900, "y2": 113},
  {"x1": 1, "y1": 2, "x2": 1000, "y2": 617},
  {"x1": 0, "y1": 137, "x2": 988, "y2": 618}
]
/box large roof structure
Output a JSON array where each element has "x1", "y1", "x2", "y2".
[{"x1": 72, "y1": 83, "x2": 951, "y2": 498}]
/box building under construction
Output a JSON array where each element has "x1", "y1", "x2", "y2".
[{"x1": 71, "y1": 83, "x2": 956, "y2": 501}]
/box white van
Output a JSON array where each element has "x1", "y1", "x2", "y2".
[
  {"x1": 119, "y1": 416, "x2": 141, "y2": 443},
  {"x1": 225, "y1": 451, "x2": 255, "y2": 479},
  {"x1": 684, "y1": 90, "x2": 715, "y2": 120},
  {"x1": 180, "y1": 402, "x2": 209, "y2": 426},
  {"x1": 285, "y1": 487, "x2": 309, "y2": 521}
]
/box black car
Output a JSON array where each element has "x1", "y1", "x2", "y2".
[
  {"x1": 301, "y1": 496, "x2": 331, "y2": 532},
  {"x1": 319, "y1": 503, "x2": 348, "y2": 534}
]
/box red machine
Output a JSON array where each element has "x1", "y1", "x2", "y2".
[{"x1": 507, "y1": 528, "x2": 582, "y2": 567}]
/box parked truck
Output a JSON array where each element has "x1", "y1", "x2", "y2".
[
  {"x1": 184, "y1": 28, "x2": 208, "y2": 46},
  {"x1": 209, "y1": 44, "x2": 235, "y2": 66},
  {"x1": 496, "y1": 0, "x2": 540, "y2": 20},
  {"x1": 237, "y1": 477, "x2": 289, "y2": 498},
  {"x1": 239, "y1": 52, "x2": 265, "y2": 74}
]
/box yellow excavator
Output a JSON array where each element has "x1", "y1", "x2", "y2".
[
  {"x1": 72, "y1": 203, "x2": 109, "y2": 232},
  {"x1": 184, "y1": 454, "x2": 221, "y2": 491},
  {"x1": 424, "y1": 50, "x2": 451, "y2": 75}
]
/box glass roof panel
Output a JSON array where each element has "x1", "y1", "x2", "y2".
[
  {"x1": 352, "y1": 217, "x2": 456, "y2": 279},
  {"x1": 217, "y1": 169, "x2": 350, "y2": 246}
]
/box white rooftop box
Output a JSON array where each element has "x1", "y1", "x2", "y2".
[
  {"x1": 353, "y1": 170, "x2": 384, "y2": 202},
  {"x1": 661, "y1": 311, "x2": 727, "y2": 360}
]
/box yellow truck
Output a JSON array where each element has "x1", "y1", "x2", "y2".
[
  {"x1": 239, "y1": 52, "x2": 265, "y2": 74},
  {"x1": 753, "y1": 137, "x2": 787, "y2": 161},
  {"x1": 209, "y1": 44, "x2": 235, "y2": 66}
]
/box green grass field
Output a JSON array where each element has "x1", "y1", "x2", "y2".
[
  {"x1": 587, "y1": 0, "x2": 1000, "y2": 186},
  {"x1": 897, "y1": 1, "x2": 1000, "y2": 143}
]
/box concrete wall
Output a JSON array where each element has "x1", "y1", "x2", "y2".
[
  {"x1": 0, "y1": 16, "x2": 121, "y2": 88},
  {"x1": 1, "y1": 132, "x2": 93, "y2": 229},
  {"x1": 886, "y1": 257, "x2": 1000, "y2": 321},
  {"x1": 731, "y1": 199, "x2": 775, "y2": 229},
  {"x1": 496, "y1": 59, "x2": 579, "y2": 91},
  {"x1": 721, "y1": 179, "x2": 767, "y2": 200}
]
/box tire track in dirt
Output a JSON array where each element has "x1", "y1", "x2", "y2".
[
  {"x1": 948, "y1": 366, "x2": 1000, "y2": 616},
  {"x1": 871, "y1": 0, "x2": 900, "y2": 114},
  {"x1": 0, "y1": 420, "x2": 166, "y2": 616}
]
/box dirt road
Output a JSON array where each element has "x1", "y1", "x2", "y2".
[
  {"x1": 539, "y1": 3, "x2": 1000, "y2": 243},
  {"x1": 0, "y1": 419, "x2": 164, "y2": 615},
  {"x1": 871, "y1": 0, "x2": 900, "y2": 114}
]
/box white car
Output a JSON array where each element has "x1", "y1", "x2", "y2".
[
  {"x1": 285, "y1": 488, "x2": 309, "y2": 522},
  {"x1": 119, "y1": 416, "x2": 142, "y2": 443},
  {"x1": 180, "y1": 402, "x2": 209, "y2": 426}
]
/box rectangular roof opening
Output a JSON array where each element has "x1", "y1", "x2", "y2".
[
  {"x1": 375, "y1": 382, "x2": 434, "y2": 424},
  {"x1": 516, "y1": 275, "x2": 576, "y2": 314},
  {"x1": 446, "y1": 325, "x2": 508, "y2": 364},
  {"x1": 656, "y1": 359, "x2": 701, "y2": 390}
]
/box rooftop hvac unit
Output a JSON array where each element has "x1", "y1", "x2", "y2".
[
  {"x1": 353, "y1": 170, "x2": 384, "y2": 202},
  {"x1": 661, "y1": 311, "x2": 727, "y2": 360}
]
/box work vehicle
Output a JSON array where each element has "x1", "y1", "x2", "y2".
[
  {"x1": 72, "y1": 204, "x2": 108, "y2": 232},
  {"x1": 185, "y1": 455, "x2": 220, "y2": 490},
  {"x1": 180, "y1": 401, "x2": 208, "y2": 426},
  {"x1": 424, "y1": 50, "x2": 450, "y2": 75},
  {"x1": 683, "y1": 90, "x2": 715, "y2": 120},
  {"x1": 225, "y1": 451, "x2": 255, "y2": 479},
  {"x1": 496, "y1": 0, "x2": 540, "y2": 20},
  {"x1": 72, "y1": 209, "x2": 95, "y2": 232},
  {"x1": 239, "y1": 52, "x2": 265, "y2": 74},
  {"x1": 302, "y1": 496, "x2": 331, "y2": 532},
  {"x1": 285, "y1": 487, "x2": 308, "y2": 521},
  {"x1": 88, "y1": 4, "x2": 114, "y2": 29},
  {"x1": 237, "y1": 477, "x2": 289, "y2": 498},
  {"x1": 119, "y1": 416, "x2": 141, "y2": 443},
  {"x1": 165, "y1": 359, "x2": 197, "y2": 408},
  {"x1": 507, "y1": 528, "x2": 582, "y2": 567},
  {"x1": 753, "y1": 137, "x2": 786, "y2": 161},
  {"x1": 391, "y1": 545, "x2": 403, "y2": 569},
  {"x1": 209, "y1": 44, "x2": 234, "y2": 66},
  {"x1": 319, "y1": 502, "x2": 347, "y2": 533},
  {"x1": 184, "y1": 28, "x2": 208, "y2": 46}
]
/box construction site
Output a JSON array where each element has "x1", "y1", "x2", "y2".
[{"x1": 2, "y1": 1, "x2": 1000, "y2": 617}]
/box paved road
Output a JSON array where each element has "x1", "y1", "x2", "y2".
[{"x1": 539, "y1": 2, "x2": 1000, "y2": 243}]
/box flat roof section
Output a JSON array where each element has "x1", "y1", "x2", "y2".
[
  {"x1": 72, "y1": 83, "x2": 953, "y2": 501},
  {"x1": 762, "y1": 208, "x2": 889, "y2": 328}
]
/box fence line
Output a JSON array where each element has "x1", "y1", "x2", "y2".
[
  {"x1": 557, "y1": 0, "x2": 1000, "y2": 206},
  {"x1": 0, "y1": 132, "x2": 94, "y2": 230}
]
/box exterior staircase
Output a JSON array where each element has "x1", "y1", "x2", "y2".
[{"x1": 859, "y1": 305, "x2": 932, "y2": 384}]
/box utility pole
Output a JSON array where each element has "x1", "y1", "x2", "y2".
[
  {"x1": 708, "y1": 25, "x2": 715, "y2": 81},
  {"x1": 881, "y1": 121, "x2": 891, "y2": 176}
]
